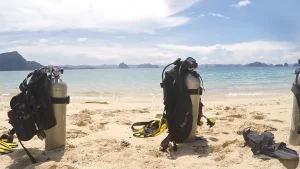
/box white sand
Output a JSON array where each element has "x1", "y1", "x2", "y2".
[{"x1": 1, "y1": 93, "x2": 300, "y2": 169}]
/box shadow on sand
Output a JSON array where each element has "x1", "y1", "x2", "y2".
[
  {"x1": 5, "y1": 145, "x2": 65, "y2": 169},
  {"x1": 164, "y1": 136, "x2": 211, "y2": 160},
  {"x1": 280, "y1": 159, "x2": 299, "y2": 169}
]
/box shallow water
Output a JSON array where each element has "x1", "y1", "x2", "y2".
[{"x1": 0, "y1": 66, "x2": 296, "y2": 102}]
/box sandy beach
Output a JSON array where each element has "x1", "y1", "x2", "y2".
[{"x1": 1, "y1": 93, "x2": 300, "y2": 169}]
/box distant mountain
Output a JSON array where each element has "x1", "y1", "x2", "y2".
[
  {"x1": 198, "y1": 64, "x2": 243, "y2": 67},
  {"x1": 275, "y1": 64, "x2": 283, "y2": 67},
  {"x1": 245, "y1": 62, "x2": 269, "y2": 67},
  {"x1": 0, "y1": 51, "x2": 43, "y2": 71},
  {"x1": 119, "y1": 62, "x2": 129, "y2": 69},
  {"x1": 56, "y1": 65, "x2": 96, "y2": 70},
  {"x1": 136, "y1": 63, "x2": 159, "y2": 68}
]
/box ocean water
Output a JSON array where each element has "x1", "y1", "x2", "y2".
[{"x1": 0, "y1": 66, "x2": 297, "y2": 102}]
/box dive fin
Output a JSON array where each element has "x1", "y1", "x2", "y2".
[
  {"x1": 132, "y1": 114, "x2": 167, "y2": 138},
  {"x1": 0, "y1": 134, "x2": 18, "y2": 148},
  {"x1": 0, "y1": 147, "x2": 12, "y2": 154},
  {"x1": 243, "y1": 129, "x2": 299, "y2": 160},
  {"x1": 0, "y1": 141, "x2": 13, "y2": 152},
  {"x1": 1, "y1": 141, "x2": 18, "y2": 149}
]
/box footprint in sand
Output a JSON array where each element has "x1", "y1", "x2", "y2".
[
  {"x1": 212, "y1": 139, "x2": 238, "y2": 153},
  {"x1": 224, "y1": 107, "x2": 230, "y2": 111},
  {"x1": 89, "y1": 122, "x2": 107, "y2": 131},
  {"x1": 131, "y1": 108, "x2": 150, "y2": 114},
  {"x1": 66, "y1": 129, "x2": 88, "y2": 139},
  {"x1": 252, "y1": 112, "x2": 265, "y2": 120},
  {"x1": 95, "y1": 139, "x2": 130, "y2": 156},
  {"x1": 211, "y1": 139, "x2": 244, "y2": 162},
  {"x1": 102, "y1": 109, "x2": 122, "y2": 117},
  {"x1": 71, "y1": 109, "x2": 93, "y2": 126},
  {"x1": 236, "y1": 122, "x2": 277, "y2": 135}
]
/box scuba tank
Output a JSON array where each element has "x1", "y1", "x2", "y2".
[
  {"x1": 184, "y1": 72, "x2": 202, "y2": 142},
  {"x1": 289, "y1": 59, "x2": 300, "y2": 145},
  {"x1": 45, "y1": 65, "x2": 70, "y2": 151}
]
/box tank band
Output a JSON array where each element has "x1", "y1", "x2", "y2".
[
  {"x1": 188, "y1": 87, "x2": 202, "y2": 95},
  {"x1": 51, "y1": 96, "x2": 70, "y2": 104}
]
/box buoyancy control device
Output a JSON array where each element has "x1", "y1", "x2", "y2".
[
  {"x1": 160, "y1": 57, "x2": 203, "y2": 152},
  {"x1": 289, "y1": 59, "x2": 300, "y2": 145},
  {"x1": 1, "y1": 65, "x2": 70, "y2": 163}
]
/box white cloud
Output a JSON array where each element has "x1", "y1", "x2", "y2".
[
  {"x1": 39, "y1": 38, "x2": 49, "y2": 44},
  {"x1": 32, "y1": 38, "x2": 49, "y2": 45},
  {"x1": 1, "y1": 40, "x2": 299, "y2": 65},
  {"x1": 201, "y1": 56, "x2": 208, "y2": 61},
  {"x1": 0, "y1": 0, "x2": 199, "y2": 33},
  {"x1": 77, "y1": 38, "x2": 88, "y2": 42},
  {"x1": 115, "y1": 36, "x2": 125, "y2": 39},
  {"x1": 199, "y1": 14, "x2": 205, "y2": 18},
  {"x1": 209, "y1": 13, "x2": 230, "y2": 19},
  {"x1": 232, "y1": 0, "x2": 251, "y2": 8},
  {"x1": 157, "y1": 41, "x2": 299, "y2": 64}
]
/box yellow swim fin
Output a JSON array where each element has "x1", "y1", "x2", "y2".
[
  {"x1": 1, "y1": 141, "x2": 18, "y2": 149},
  {"x1": 131, "y1": 114, "x2": 167, "y2": 138},
  {"x1": 0, "y1": 141, "x2": 13, "y2": 152},
  {"x1": 0, "y1": 134, "x2": 18, "y2": 149},
  {"x1": 0, "y1": 147, "x2": 12, "y2": 154}
]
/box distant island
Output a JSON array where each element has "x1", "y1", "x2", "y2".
[
  {"x1": 0, "y1": 51, "x2": 43, "y2": 71},
  {"x1": 244, "y1": 62, "x2": 269, "y2": 67},
  {"x1": 0, "y1": 51, "x2": 298, "y2": 71},
  {"x1": 119, "y1": 62, "x2": 129, "y2": 69},
  {"x1": 136, "y1": 63, "x2": 159, "y2": 68}
]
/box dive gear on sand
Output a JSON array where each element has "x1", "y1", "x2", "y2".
[
  {"x1": 159, "y1": 57, "x2": 203, "y2": 152},
  {"x1": 244, "y1": 129, "x2": 299, "y2": 160},
  {"x1": 132, "y1": 114, "x2": 167, "y2": 138}
]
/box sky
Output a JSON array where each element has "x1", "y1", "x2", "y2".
[{"x1": 0, "y1": 0, "x2": 299, "y2": 65}]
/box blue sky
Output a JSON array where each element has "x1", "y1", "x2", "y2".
[{"x1": 0, "y1": 0, "x2": 299, "y2": 65}]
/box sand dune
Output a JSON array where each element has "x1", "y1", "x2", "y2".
[{"x1": 1, "y1": 94, "x2": 300, "y2": 169}]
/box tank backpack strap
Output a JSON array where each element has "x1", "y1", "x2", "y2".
[
  {"x1": 12, "y1": 118, "x2": 37, "y2": 163},
  {"x1": 19, "y1": 72, "x2": 34, "y2": 92}
]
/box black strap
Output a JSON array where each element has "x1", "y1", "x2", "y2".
[
  {"x1": 160, "y1": 134, "x2": 171, "y2": 152},
  {"x1": 131, "y1": 121, "x2": 154, "y2": 132},
  {"x1": 188, "y1": 88, "x2": 202, "y2": 95},
  {"x1": 51, "y1": 96, "x2": 70, "y2": 104},
  {"x1": 17, "y1": 136, "x2": 37, "y2": 163},
  {"x1": 13, "y1": 119, "x2": 37, "y2": 164},
  {"x1": 197, "y1": 102, "x2": 204, "y2": 126},
  {"x1": 29, "y1": 96, "x2": 46, "y2": 139}
]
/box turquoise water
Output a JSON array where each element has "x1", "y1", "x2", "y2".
[{"x1": 0, "y1": 66, "x2": 297, "y2": 101}]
